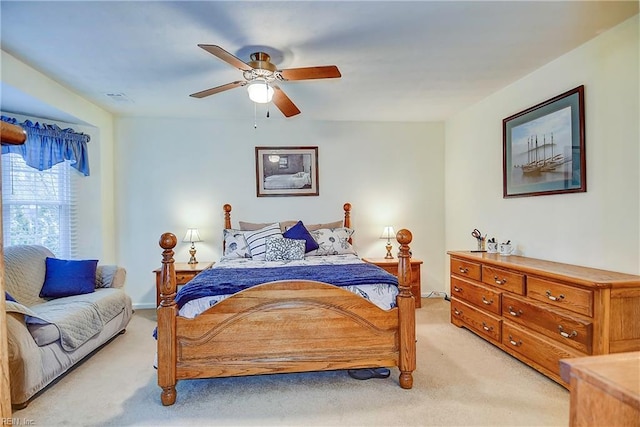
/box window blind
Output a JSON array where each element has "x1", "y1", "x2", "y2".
[{"x1": 2, "y1": 153, "x2": 78, "y2": 258}]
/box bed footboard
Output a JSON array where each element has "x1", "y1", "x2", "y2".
[{"x1": 157, "y1": 227, "x2": 415, "y2": 406}]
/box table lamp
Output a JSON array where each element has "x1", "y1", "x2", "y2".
[
  {"x1": 380, "y1": 226, "x2": 395, "y2": 259},
  {"x1": 183, "y1": 228, "x2": 202, "y2": 264}
]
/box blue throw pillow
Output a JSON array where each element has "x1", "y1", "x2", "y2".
[
  {"x1": 5, "y1": 291, "x2": 16, "y2": 302},
  {"x1": 40, "y1": 257, "x2": 99, "y2": 299},
  {"x1": 283, "y1": 221, "x2": 320, "y2": 253}
]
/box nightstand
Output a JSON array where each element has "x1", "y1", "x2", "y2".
[
  {"x1": 362, "y1": 258, "x2": 423, "y2": 308},
  {"x1": 153, "y1": 262, "x2": 214, "y2": 306}
]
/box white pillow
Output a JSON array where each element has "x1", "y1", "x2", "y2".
[
  {"x1": 243, "y1": 223, "x2": 283, "y2": 260},
  {"x1": 222, "y1": 229, "x2": 251, "y2": 260},
  {"x1": 306, "y1": 227, "x2": 356, "y2": 256},
  {"x1": 265, "y1": 237, "x2": 306, "y2": 261}
]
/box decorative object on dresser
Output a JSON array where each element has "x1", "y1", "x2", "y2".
[
  {"x1": 153, "y1": 262, "x2": 213, "y2": 307},
  {"x1": 379, "y1": 226, "x2": 395, "y2": 259},
  {"x1": 560, "y1": 352, "x2": 640, "y2": 427},
  {"x1": 156, "y1": 203, "x2": 416, "y2": 406},
  {"x1": 182, "y1": 228, "x2": 202, "y2": 264},
  {"x1": 362, "y1": 257, "x2": 423, "y2": 308},
  {"x1": 503, "y1": 85, "x2": 586, "y2": 198},
  {"x1": 255, "y1": 146, "x2": 319, "y2": 197},
  {"x1": 448, "y1": 251, "x2": 640, "y2": 387}
]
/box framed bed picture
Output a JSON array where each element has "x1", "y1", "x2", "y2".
[
  {"x1": 255, "y1": 146, "x2": 319, "y2": 197},
  {"x1": 503, "y1": 85, "x2": 586, "y2": 198}
]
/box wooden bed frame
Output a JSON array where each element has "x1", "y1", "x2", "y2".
[{"x1": 157, "y1": 203, "x2": 416, "y2": 405}]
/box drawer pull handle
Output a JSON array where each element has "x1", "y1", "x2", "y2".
[
  {"x1": 508, "y1": 306, "x2": 523, "y2": 317},
  {"x1": 508, "y1": 335, "x2": 522, "y2": 347},
  {"x1": 482, "y1": 322, "x2": 493, "y2": 332},
  {"x1": 482, "y1": 296, "x2": 493, "y2": 305},
  {"x1": 458, "y1": 267, "x2": 469, "y2": 274},
  {"x1": 558, "y1": 325, "x2": 578, "y2": 339},
  {"x1": 453, "y1": 286, "x2": 462, "y2": 293},
  {"x1": 545, "y1": 290, "x2": 565, "y2": 302},
  {"x1": 494, "y1": 276, "x2": 507, "y2": 285},
  {"x1": 453, "y1": 308, "x2": 462, "y2": 316}
]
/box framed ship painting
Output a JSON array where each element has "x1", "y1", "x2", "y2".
[
  {"x1": 503, "y1": 85, "x2": 586, "y2": 198},
  {"x1": 255, "y1": 146, "x2": 319, "y2": 197}
]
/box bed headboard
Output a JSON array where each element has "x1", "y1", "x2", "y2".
[{"x1": 222, "y1": 202, "x2": 353, "y2": 251}]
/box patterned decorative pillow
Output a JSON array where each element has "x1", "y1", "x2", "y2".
[
  {"x1": 305, "y1": 220, "x2": 344, "y2": 231},
  {"x1": 265, "y1": 237, "x2": 306, "y2": 261},
  {"x1": 222, "y1": 229, "x2": 251, "y2": 260},
  {"x1": 243, "y1": 223, "x2": 283, "y2": 260},
  {"x1": 306, "y1": 227, "x2": 356, "y2": 256},
  {"x1": 283, "y1": 221, "x2": 320, "y2": 253}
]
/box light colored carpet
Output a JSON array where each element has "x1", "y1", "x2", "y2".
[{"x1": 13, "y1": 298, "x2": 569, "y2": 426}]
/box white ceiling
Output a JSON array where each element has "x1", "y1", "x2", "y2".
[{"x1": 1, "y1": 1, "x2": 637, "y2": 123}]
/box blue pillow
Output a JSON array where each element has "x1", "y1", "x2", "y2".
[
  {"x1": 5, "y1": 291, "x2": 16, "y2": 302},
  {"x1": 283, "y1": 221, "x2": 320, "y2": 253},
  {"x1": 40, "y1": 257, "x2": 98, "y2": 299}
]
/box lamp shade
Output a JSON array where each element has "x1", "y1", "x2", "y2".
[
  {"x1": 247, "y1": 79, "x2": 274, "y2": 104},
  {"x1": 380, "y1": 226, "x2": 395, "y2": 240},
  {"x1": 183, "y1": 228, "x2": 202, "y2": 243}
]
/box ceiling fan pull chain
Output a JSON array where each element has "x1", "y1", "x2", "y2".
[
  {"x1": 266, "y1": 104, "x2": 270, "y2": 118},
  {"x1": 254, "y1": 102, "x2": 258, "y2": 129}
]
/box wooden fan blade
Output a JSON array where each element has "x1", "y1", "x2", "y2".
[
  {"x1": 198, "y1": 44, "x2": 253, "y2": 71},
  {"x1": 272, "y1": 86, "x2": 301, "y2": 117},
  {"x1": 279, "y1": 65, "x2": 341, "y2": 81},
  {"x1": 189, "y1": 81, "x2": 245, "y2": 98}
]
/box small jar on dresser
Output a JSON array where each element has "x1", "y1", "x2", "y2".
[{"x1": 447, "y1": 251, "x2": 640, "y2": 387}]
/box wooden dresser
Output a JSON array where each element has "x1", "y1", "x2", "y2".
[{"x1": 447, "y1": 251, "x2": 640, "y2": 387}]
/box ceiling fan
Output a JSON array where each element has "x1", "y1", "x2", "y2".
[{"x1": 189, "y1": 45, "x2": 341, "y2": 117}]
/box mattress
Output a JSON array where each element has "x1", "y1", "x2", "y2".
[{"x1": 179, "y1": 254, "x2": 399, "y2": 318}]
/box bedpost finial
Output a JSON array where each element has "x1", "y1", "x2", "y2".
[
  {"x1": 223, "y1": 204, "x2": 232, "y2": 213},
  {"x1": 343, "y1": 203, "x2": 351, "y2": 212},
  {"x1": 396, "y1": 229, "x2": 412, "y2": 245},
  {"x1": 160, "y1": 233, "x2": 178, "y2": 249}
]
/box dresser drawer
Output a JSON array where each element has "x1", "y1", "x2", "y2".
[
  {"x1": 450, "y1": 258, "x2": 481, "y2": 281},
  {"x1": 451, "y1": 276, "x2": 501, "y2": 315},
  {"x1": 451, "y1": 298, "x2": 502, "y2": 343},
  {"x1": 482, "y1": 265, "x2": 525, "y2": 295},
  {"x1": 527, "y1": 276, "x2": 593, "y2": 317},
  {"x1": 502, "y1": 293, "x2": 593, "y2": 354},
  {"x1": 503, "y1": 321, "x2": 585, "y2": 382}
]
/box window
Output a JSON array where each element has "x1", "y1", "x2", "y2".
[{"x1": 2, "y1": 153, "x2": 77, "y2": 257}]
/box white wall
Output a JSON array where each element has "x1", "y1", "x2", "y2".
[
  {"x1": 1, "y1": 51, "x2": 118, "y2": 262},
  {"x1": 445, "y1": 16, "x2": 639, "y2": 278},
  {"x1": 115, "y1": 117, "x2": 445, "y2": 308}
]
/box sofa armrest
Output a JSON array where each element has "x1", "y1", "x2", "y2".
[{"x1": 95, "y1": 265, "x2": 127, "y2": 289}]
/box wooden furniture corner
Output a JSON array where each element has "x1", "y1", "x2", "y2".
[
  {"x1": 1, "y1": 120, "x2": 27, "y2": 418},
  {"x1": 362, "y1": 257, "x2": 423, "y2": 308},
  {"x1": 560, "y1": 352, "x2": 640, "y2": 426}
]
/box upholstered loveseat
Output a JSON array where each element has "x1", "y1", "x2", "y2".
[{"x1": 3, "y1": 245, "x2": 133, "y2": 408}]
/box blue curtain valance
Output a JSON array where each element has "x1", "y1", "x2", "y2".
[{"x1": 1, "y1": 115, "x2": 90, "y2": 176}]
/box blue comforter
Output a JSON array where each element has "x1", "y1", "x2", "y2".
[{"x1": 174, "y1": 263, "x2": 398, "y2": 309}]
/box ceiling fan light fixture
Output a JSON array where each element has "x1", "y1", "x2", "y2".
[{"x1": 247, "y1": 79, "x2": 274, "y2": 104}]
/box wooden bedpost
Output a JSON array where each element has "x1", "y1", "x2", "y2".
[
  {"x1": 157, "y1": 233, "x2": 178, "y2": 406},
  {"x1": 343, "y1": 203, "x2": 352, "y2": 244},
  {"x1": 343, "y1": 203, "x2": 351, "y2": 228},
  {"x1": 224, "y1": 204, "x2": 232, "y2": 229},
  {"x1": 396, "y1": 229, "x2": 415, "y2": 389},
  {"x1": 223, "y1": 204, "x2": 232, "y2": 253}
]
